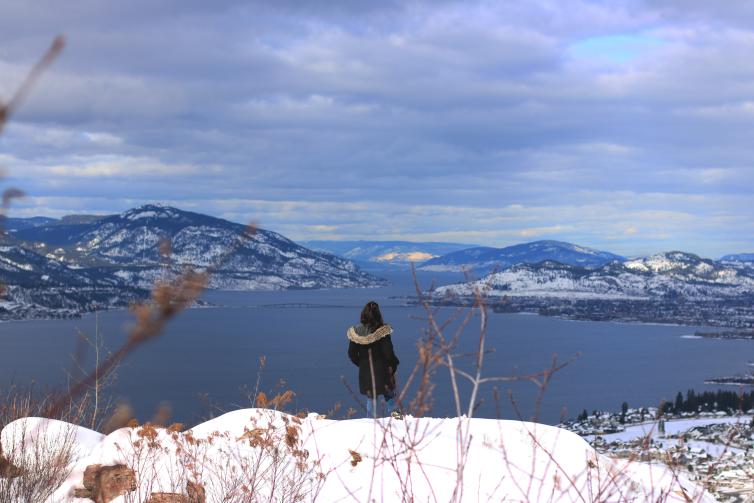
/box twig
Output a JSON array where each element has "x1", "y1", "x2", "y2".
[{"x1": 0, "y1": 36, "x2": 65, "y2": 133}]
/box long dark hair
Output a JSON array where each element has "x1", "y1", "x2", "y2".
[{"x1": 360, "y1": 301, "x2": 384, "y2": 332}]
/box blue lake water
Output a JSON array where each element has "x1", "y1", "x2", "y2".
[{"x1": 1, "y1": 270, "x2": 751, "y2": 425}]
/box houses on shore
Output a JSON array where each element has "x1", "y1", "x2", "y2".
[{"x1": 562, "y1": 408, "x2": 754, "y2": 502}]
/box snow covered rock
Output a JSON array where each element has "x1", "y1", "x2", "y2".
[{"x1": 76, "y1": 464, "x2": 136, "y2": 502}]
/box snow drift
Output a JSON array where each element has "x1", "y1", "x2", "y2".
[{"x1": 0, "y1": 409, "x2": 713, "y2": 502}]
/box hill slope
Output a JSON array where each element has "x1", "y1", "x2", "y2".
[
  {"x1": 0, "y1": 240, "x2": 144, "y2": 320},
  {"x1": 419, "y1": 240, "x2": 624, "y2": 273},
  {"x1": 436, "y1": 251, "x2": 754, "y2": 301},
  {"x1": 13, "y1": 204, "x2": 382, "y2": 290},
  {"x1": 303, "y1": 240, "x2": 476, "y2": 268},
  {"x1": 1, "y1": 205, "x2": 384, "y2": 319}
]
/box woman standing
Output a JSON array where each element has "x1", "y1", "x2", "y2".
[{"x1": 347, "y1": 301, "x2": 400, "y2": 418}]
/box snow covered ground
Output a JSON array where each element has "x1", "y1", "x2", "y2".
[
  {"x1": 588, "y1": 416, "x2": 753, "y2": 443},
  {"x1": 587, "y1": 416, "x2": 754, "y2": 457},
  {"x1": 1, "y1": 409, "x2": 715, "y2": 502}
]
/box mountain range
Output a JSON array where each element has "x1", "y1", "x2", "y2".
[
  {"x1": 302, "y1": 240, "x2": 476, "y2": 268},
  {"x1": 721, "y1": 253, "x2": 754, "y2": 264},
  {"x1": 435, "y1": 251, "x2": 754, "y2": 301},
  {"x1": 4, "y1": 205, "x2": 754, "y2": 324},
  {"x1": 432, "y1": 251, "x2": 754, "y2": 326},
  {"x1": 0, "y1": 205, "x2": 382, "y2": 320},
  {"x1": 418, "y1": 240, "x2": 625, "y2": 274}
]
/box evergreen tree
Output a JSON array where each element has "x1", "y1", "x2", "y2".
[
  {"x1": 686, "y1": 389, "x2": 698, "y2": 413},
  {"x1": 674, "y1": 391, "x2": 683, "y2": 413}
]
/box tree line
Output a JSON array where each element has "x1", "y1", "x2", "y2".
[
  {"x1": 666, "y1": 388, "x2": 754, "y2": 415},
  {"x1": 576, "y1": 388, "x2": 754, "y2": 423}
]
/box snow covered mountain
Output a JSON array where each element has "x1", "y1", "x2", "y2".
[
  {"x1": 0, "y1": 240, "x2": 144, "y2": 320},
  {"x1": 0, "y1": 243, "x2": 113, "y2": 288},
  {"x1": 1, "y1": 205, "x2": 383, "y2": 319},
  {"x1": 720, "y1": 253, "x2": 754, "y2": 271},
  {"x1": 12, "y1": 204, "x2": 382, "y2": 291},
  {"x1": 303, "y1": 240, "x2": 475, "y2": 268},
  {"x1": 0, "y1": 215, "x2": 57, "y2": 232},
  {"x1": 419, "y1": 240, "x2": 624, "y2": 273},
  {"x1": 435, "y1": 251, "x2": 754, "y2": 301},
  {"x1": 721, "y1": 253, "x2": 754, "y2": 262}
]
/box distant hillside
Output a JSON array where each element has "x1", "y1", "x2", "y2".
[
  {"x1": 1, "y1": 205, "x2": 385, "y2": 319},
  {"x1": 721, "y1": 253, "x2": 754, "y2": 263},
  {"x1": 1, "y1": 216, "x2": 58, "y2": 232},
  {"x1": 13, "y1": 204, "x2": 382, "y2": 291},
  {"x1": 302, "y1": 240, "x2": 476, "y2": 268},
  {"x1": 436, "y1": 251, "x2": 754, "y2": 301},
  {"x1": 431, "y1": 251, "x2": 754, "y2": 326},
  {"x1": 0, "y1": 237, "x2": 145, "y2": 320},
  {"x1": 419, "y1": 240, "x2": 624, "y2": 273}
]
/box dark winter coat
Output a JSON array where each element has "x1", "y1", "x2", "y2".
[{"x1": 347, "y1": 324, "x2": 400, "y2": 397}]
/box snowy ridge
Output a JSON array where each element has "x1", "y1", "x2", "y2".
[
  {"x1": 67, "y1": 205, "x2": 378, "y2": 289},
  {"x1": 436, "y1": 252, "x2": 754, "y2": 301},
  {"x1": 419, "y1": 240, "x2": 624, "y2": 273},
  {"x1": 11, "y1": 205, "x2": 383, "y2": 292},
  {"x1": 1, "y1": 410, "x2": 712, "y2": 502},
  {"x1": 720, "y1": 252, "x2": 754, "y2": 263},
  {"x1": 303, "y1": 239, "x2": 474, "y2": 268},
  {"x1": 1, "y1": 205, "x2": 383, "y2": 319},
  {"x1": 0, "y1": 239, "x2": 145, "y2": 319}
]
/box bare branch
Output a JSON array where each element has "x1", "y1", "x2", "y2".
[{"x1": 0, "y1": 36, "x2": 65, "y2": 133}]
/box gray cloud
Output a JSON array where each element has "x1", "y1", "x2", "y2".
[{"x1": 2, "y1": 0, "x2": 754, "y2": 257}]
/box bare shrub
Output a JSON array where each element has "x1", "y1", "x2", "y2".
[
  {"x1": 0, "y1": 418, "x2": 78, "y2": 503},
  {"x1": 90, "y1": 410, "x2": 326, "y2": 502}
]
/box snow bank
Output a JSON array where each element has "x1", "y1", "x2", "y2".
[
  {"x1": 1, "y1": 410, "x2": 714, "y2": 502},
  {"x1": 1, "y1": 417, "x2": 104, "y2": 467}
]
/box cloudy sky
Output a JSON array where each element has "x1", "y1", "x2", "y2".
[{"x1": 2, "y1": 0, "x2": 754, "y2": 258}]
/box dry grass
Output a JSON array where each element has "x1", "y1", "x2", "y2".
[
  {"x1": 0, "y1": 417, "x2": 79, "y2": 503},
  {"x1": 91, "y1": 411, "x2": 327, "y2": 503}
]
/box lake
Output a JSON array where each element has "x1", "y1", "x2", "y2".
[{"x1": 1, "y1": 270, "x2": 752, "y2": 425}]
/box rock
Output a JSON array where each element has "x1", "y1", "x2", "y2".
[
  {"x1": 146, "y1": 493, "x2": 188, "y2": 503},
  {"x1": 76, "y1": 465, "x2": 204, "y2": 503},
  {"x1": 143, "y1": 481, "x2": 205, "y2": 503},
  {"x1": 0, "y1": 455, "x2": 24, "y2": 479},
  {"x1": 82, "y1": 463, "x2": 102, "y2": 489},
  {"x1": 79, "y1": 463, "x2": 136, "y2": 503},
  {"x1": 74, "y1": 487, "x2": 93, "y2": 499},
  {"x1": 187, "y1": 480, "x2": 206, "y2": 503}
]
